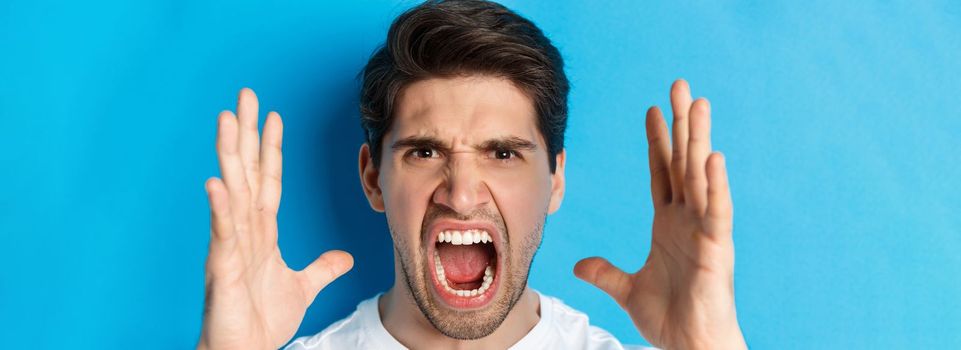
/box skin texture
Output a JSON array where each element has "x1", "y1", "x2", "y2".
[
  {"x1": 197, "y1": 78, "x2": 745, "y2": 349},
  {"x1": 358, "y1": 76, "x2": 566, "y2": 349},
  {"x1": 573, "y1": 80, "x2": 747, "y2": 349},
  {"x1": 198, "y1": 89, "x2": 354, "y2": 350}
]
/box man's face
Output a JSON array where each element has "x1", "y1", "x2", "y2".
[{"x1": 360, "y1": 76, "x2": 565, "y2": 339}]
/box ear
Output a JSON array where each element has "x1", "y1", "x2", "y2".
[
  {"x1": 358, "y1": 143, "x2": 385, "y2": 212},
  {"x1": 547, "y1": 149, "x2": 566, "y2": 214}
]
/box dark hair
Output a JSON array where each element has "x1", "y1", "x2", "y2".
[{"x1": 359, "y1": 0, "x2": 569, "y2": 172}]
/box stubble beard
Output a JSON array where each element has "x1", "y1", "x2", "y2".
[{"x1": 388, "y1": 206, "x2": 545, "y2": 340}]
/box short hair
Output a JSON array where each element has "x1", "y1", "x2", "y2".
[{"x1": 359, "y1": 0, "x2": 569, "y2": 173}]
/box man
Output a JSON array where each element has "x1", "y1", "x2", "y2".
[{"x1": 197, "y1": 1, "x2": 747, "y2": 349}]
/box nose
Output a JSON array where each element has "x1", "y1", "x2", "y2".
[{"x1": 432, "y1": 153, "x2": 492, "y2": 215}]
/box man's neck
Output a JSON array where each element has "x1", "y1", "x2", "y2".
[{"x1": 379, "y1": 283, "x2": 541, "y2": 350}]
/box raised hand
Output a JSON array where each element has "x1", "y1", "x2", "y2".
[
  {"x1": 574, "y1": 80, "x2": 747, "y2": 349},
  {"x1": 198, "y1": 88, "x2": 354, "y2": 350}
]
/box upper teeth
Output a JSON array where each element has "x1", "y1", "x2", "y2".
[{"x1": 437, "y1": 229, "x2": 492, "y2": 245}]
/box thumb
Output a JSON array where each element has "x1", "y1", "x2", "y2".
[
  {"x1": 300, "y1": 250, "x2": 354, "y2": 303},
  {"x1": 573, "y1": 257, "x2": 631, "y2": 305}
]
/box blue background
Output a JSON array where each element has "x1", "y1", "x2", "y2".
[{"x1": 1, "y1": 0, "x2": 959, "y2": 348}]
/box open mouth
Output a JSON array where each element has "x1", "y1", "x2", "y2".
[{"x1": 428, "y1": 223, "x2": 501, "y2": 309}]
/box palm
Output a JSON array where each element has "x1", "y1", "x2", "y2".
[
  {"x1": 575, "y1": 80, "x2": 744, "y2": 349},
  {"x1": 199, "y1": 88, "x2": 353, "y2": 350},
  {"x1": 624, "y1": 203, "x2": 735, "y2": 347},
  {"x1": 202, "y1": 235, "x2": 321, "y2": 349}
]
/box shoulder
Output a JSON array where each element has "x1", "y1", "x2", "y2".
[
  {"x1": 283, "y1": 295, "x2": 381, "y2": 350},
  {"x1": 533, "y1": 292, "x2": 659, "y2": 350}
]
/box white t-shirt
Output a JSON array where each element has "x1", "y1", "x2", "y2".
[{"x1": 285, "y1": 291, "x2": 657, "y2": 350}]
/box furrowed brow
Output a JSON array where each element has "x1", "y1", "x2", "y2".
[
  {"x1": 477, "y1": 136, "x2": 538, "y2": 152},
  {"x1": 391, "y1": 136, "x2": 449, "y2": 152}
]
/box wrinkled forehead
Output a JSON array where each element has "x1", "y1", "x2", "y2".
[{"x1": 387, "y1": 76, "x2": 543, "y2": 147}]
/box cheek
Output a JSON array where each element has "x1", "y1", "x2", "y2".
[
  {"x1": 489, "y1": 171, "x2": 551, "y2": 212},
  {"x1": 381, "y1": 166, "x2": 437, "y2": 239},
  {"x1": 485, "y1": 166, "x2": 552, "y2": 248}
]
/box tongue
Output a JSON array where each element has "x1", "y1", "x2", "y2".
[{"x1": 437, "y1": 244, "x2": 490, "y2": 283}]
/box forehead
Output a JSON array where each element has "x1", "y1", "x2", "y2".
[{"x1": 389, "y1": 76, "x2": 540, "y2": 144}]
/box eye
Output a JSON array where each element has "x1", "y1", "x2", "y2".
[
  {"x1": 407, "y1": 148, "x2": 439, "y2": 160},
  {"x1": 493, "y1": 149, "x2": 520, "y2": 161}
]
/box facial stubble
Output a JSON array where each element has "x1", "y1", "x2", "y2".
[{"x1": 388, "y1": 205, "x2": 545, "y2": 340}]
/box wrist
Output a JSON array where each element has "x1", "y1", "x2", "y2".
[
  {"x1": 196, "y1": 336, "x2": 211, "y2": 350},
  {"x1": 682, "y1": 327, "x2": 746, "y2": 350}
]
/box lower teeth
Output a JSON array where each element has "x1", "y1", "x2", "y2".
[{"x1": 434, "y1": 251, "x2": 494, "y2": 297}]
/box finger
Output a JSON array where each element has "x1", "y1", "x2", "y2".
[
  {"x1": 258, "y1": 111, "x2": 283, "y2": 215},
  {"x1": 704, "y1": 152, "x2": 733, "y2": 238},
  {"x1": 685, "y1": 98, "x2": 712, "y2": 216},
  {"x1": 300, "y1": 250, "x2": 354, "y2": 304},
  {"x1": 204, "y1": 177, "x2": 237, "y2": 275},
  {"x1": 573, "y1": 257, "x2": 631, "y2": 306},
  {"x1": 236, "y1": 88, "x2": 261, "y2": 196},
  {"x1": 205, "y1": 177, "x2": 234, "y2": 242},
  {"x1": 646, "y1": 106, "x2": 672, "y2": 207},
  {"x1": 670, "y1": 79, "x2": 693, "y2": 203},
  {"x1": 216, "y1": 111, "x2": 251, "y2": 239}
]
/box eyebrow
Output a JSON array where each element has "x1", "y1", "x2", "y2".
[
  {"x1": 391, "y1": 135, "x2": 538, "y2": 153},
  {"x1": 477, "y1": 136, "x2": 537, "y2": 152},
  {"x1": 391, "y1": 136, "x2": 447, "y2": 152}
]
